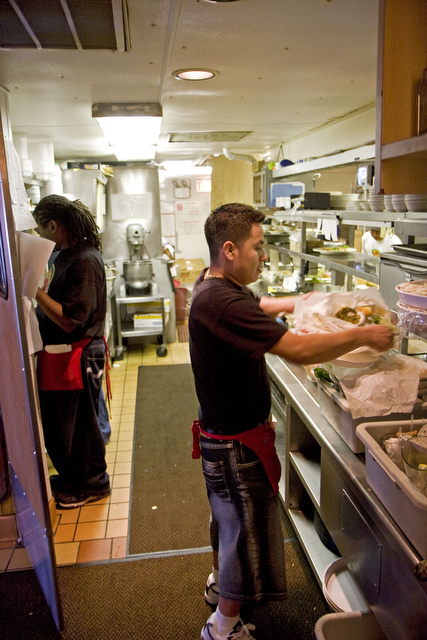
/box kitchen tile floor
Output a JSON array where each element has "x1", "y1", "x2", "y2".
[{"x1": 0, "y1": 338, "x2": 191, "y2": 571}]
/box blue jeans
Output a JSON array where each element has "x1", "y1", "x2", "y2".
[
  {"x1": 98, "y1": 387, "x2": 111, "y2": 444},
  {"x1": 200, "y1": 436, "x2": 287, "y2": 604}
]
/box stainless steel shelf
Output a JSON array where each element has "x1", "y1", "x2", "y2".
[
  {"x1": 287, "y1": 507, "x2": 339, "y2": 588},
  {"x1": 270, "y1": 210, "x2": 398, "y2": 227},
  {"x1": 265, "y1": 244, "x2": 380, "y2": 284},
  {"x1": 394, "y1": 219, "x2": 427, "y2": 238},
  {"x1": 289, "y1": 451, "x2": 321, "y2": 508}
]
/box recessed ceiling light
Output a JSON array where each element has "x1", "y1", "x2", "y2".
[
  {"x1": 201, "y1": 0, "x2": 244, "y2": 3},
  {"x1": 172, "y1": 69, "x2": 217, "y2": 81}
]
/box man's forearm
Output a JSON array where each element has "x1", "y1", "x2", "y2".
[{"x1": 269, "y1": 324, "x2": 394, "y2": 365}]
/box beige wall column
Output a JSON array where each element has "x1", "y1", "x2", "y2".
[{"x1": 210, "y1": 155, "x2": 253, "y2": 211}]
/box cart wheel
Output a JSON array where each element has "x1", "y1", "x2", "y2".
[{"x1": 156, "y1": 345, "x2": 168, "y2": 357}]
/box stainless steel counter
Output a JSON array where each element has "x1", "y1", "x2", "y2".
[{"x1": 266, "y1": 353, "x2": 427, "y2": 640}]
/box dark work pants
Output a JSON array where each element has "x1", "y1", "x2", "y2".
[{"x1": 39, "y1": 338, "x2": 109, "y2": 493}]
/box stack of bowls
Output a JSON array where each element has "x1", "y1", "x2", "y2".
[
  {"x1": 383, "y1": 195, "x2": 395, "y2": 212},
  {"x1": 391, "y1": 194, "x2": 407, "y2": 213},
  {"x1": 404, "y1": 194, "x2": 427, "y2": 212},
  {"x1": 346, "y1": 200, "x2": 362, "y2": 211},
  {"x1": 360, "y1": 200, "x2": 371, "y2": 211},
  {"x1": 330, "y1": 194, "x2": 359, "y2": 210},
  {"x1": 369, "y1": 194, "x2": 385, "y2": 212}
]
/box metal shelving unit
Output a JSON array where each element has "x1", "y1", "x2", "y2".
[
  {"x1": 114, "y1": 294, "x2": 168, "y2": 359},
  {"x1": 264, "y1": 209, "x2": 427, "y2": 291}
]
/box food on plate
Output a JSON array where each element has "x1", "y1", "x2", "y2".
[
  {"x1": 398, "y1": 281, "x2": 427, "y2": 296},
  {"x1": 355, "y1": 305, "x2": 373, "y2": 316},
  {"x1": 333, "y1": 307, "x2": 365, "y2": 325},
  {"x1": 320, "y1": 245, "x2": 350, "y2": 251},
  {"x1": 330, "y1": 299, "x2": 398, "y2": 330}
]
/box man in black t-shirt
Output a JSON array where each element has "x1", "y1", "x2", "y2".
[{"x1": 190, "y1": 203, "x2": 394, "y2": 640}]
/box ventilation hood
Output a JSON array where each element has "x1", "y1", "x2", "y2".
[{"x1": 0, "y1": 0, "x2": 130, "y2": 51}]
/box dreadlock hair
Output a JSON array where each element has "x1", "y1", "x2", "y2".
[
  {"x1": 204, "y1": 203, "x2": 265, "y2": 262},
  {"x1": 33, "y1": 194, "x2": 102, "y2": 253}
]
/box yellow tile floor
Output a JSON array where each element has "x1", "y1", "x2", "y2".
[{"x1": 0, "y1": 338, "x2": 190, "y2": 571}]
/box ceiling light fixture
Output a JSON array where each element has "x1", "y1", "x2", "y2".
[
  {"x1": 201, "y1": 0, "x2": 244, "y2": 3},
  {"x1": 172, "y1": 69, "x2": 217, "y2": 81},
  {"x1": 92, "y1": 102, "x2": 162, "y2": 160}
]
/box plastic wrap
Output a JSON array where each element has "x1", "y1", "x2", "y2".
[
  {"x1": 293, "y1": 290, "x2": 396, "y2": 371},
  {"x1": 396, "y1": 300, "x2": 427, "y2": 340}
]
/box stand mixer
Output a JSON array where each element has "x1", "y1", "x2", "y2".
[{"x1": 122, "y1": 223, "x2": 154, "y2": 295}]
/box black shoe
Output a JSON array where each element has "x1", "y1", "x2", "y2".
[{"x1": 55, "y1": 486, "x2": 111, "y2": 509}]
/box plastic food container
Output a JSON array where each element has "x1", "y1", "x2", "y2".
[
  {"x1": 315, "y1": 611, "x2": 387, "y2": 640},
  {"x1": 396, "y1": 300, "x2": 427, "y2": 340},
  {"x1": 356, "y1": 419, "x2": 427, "y2": 557},
  {"x1": 395, "y1": 281, "x2": 427, "y2": 309},
  {"x1": 317, "y1": 380, "x2": 425, "y2": 454},
  {"x1": 401, "y1": 435, "x2": 427, "y2": 495}
]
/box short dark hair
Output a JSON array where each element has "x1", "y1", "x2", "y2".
[
  {"x1": 33, "y1": 194, "x2": 102, "y2": 252},
  {"x1": 204, "y1": 203, "x2": 265, "y2": 261}
]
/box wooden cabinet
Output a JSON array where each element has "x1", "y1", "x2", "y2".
[{"x1": 375, "y1": 0, "x2": 427, "y2": 194}]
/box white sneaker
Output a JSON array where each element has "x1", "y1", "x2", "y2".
[
  {"x1": 201, "y1": 613, "x2": 256, "y2": 640},
  {"x1": 205, "y1": 572, "x2": 220, "y2": 606}
]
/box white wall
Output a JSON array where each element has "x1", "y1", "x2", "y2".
[
  {"x1": 268, "y1": 105, "x2": 376, "y2": 165},
  {"x1": 159, "y1": 174, "x2": 211, "y2": 267}
]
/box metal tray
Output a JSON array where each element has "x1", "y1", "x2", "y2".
[{"x1": 392, "y1": 243, "x2": 427, "y2": 259}]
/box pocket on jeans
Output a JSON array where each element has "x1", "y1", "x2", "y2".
[{"x1": 202, "y1": 458, "x2": 231, "y2": 502}]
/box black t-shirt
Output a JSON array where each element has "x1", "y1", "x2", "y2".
[
  {"x1": 188, "y1": 270, "x2": 287, "y2": 435},
  {"x1": 37, "y1": 244, "x2": 106, "y2": 345}
]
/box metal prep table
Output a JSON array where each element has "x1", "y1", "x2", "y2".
[{"x1": 266, "y1": 353, "x2": 427, "y2": 640}]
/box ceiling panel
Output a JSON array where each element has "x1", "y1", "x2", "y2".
[{"x1": 0, "y1": 0, "x2": 379, "y2": 165}]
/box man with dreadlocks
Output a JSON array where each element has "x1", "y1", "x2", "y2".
[{"x1": 33, "y1": 194, "x2": 110, "y2": 508}]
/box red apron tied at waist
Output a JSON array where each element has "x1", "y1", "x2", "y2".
[
  {"x1": 191, "y1": 419, "x2": 281, "y2": 495},
  {"x1": 37, "y1": 337, "x2": 93, "y2": 391}
]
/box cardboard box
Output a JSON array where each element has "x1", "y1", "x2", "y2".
[
  {"x1": 134, "y1": 314, "x2": 164, "y2": 329},
  {"x1": 175, "y1": 259, "x2": 206, "y2": 283}
]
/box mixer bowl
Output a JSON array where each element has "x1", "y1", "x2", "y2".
[{"x1": 123, "y1": 260, "x2": 153, "y2": 290}]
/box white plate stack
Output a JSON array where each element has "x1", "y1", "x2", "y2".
[
  {"x1": 330, "y1": 194, "x2": 359, "y2": 210},
  {"x1": 322, "y1": 558, "x2": 371, "y2": 613},
  {"x1": 404, "y1": 194, "x2": 427, "y2": 212},
  {"x1": 369, "y1": 194, "x2": 384, "y2": 212}
]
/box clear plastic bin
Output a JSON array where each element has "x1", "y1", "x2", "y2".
[{"x1": 356, "y1": 419, "x2": 427, "y2": 557}]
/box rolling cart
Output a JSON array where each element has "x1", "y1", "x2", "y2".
[{"x1": 114, "y1": 294, "x2": 168, "y2": 359}]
